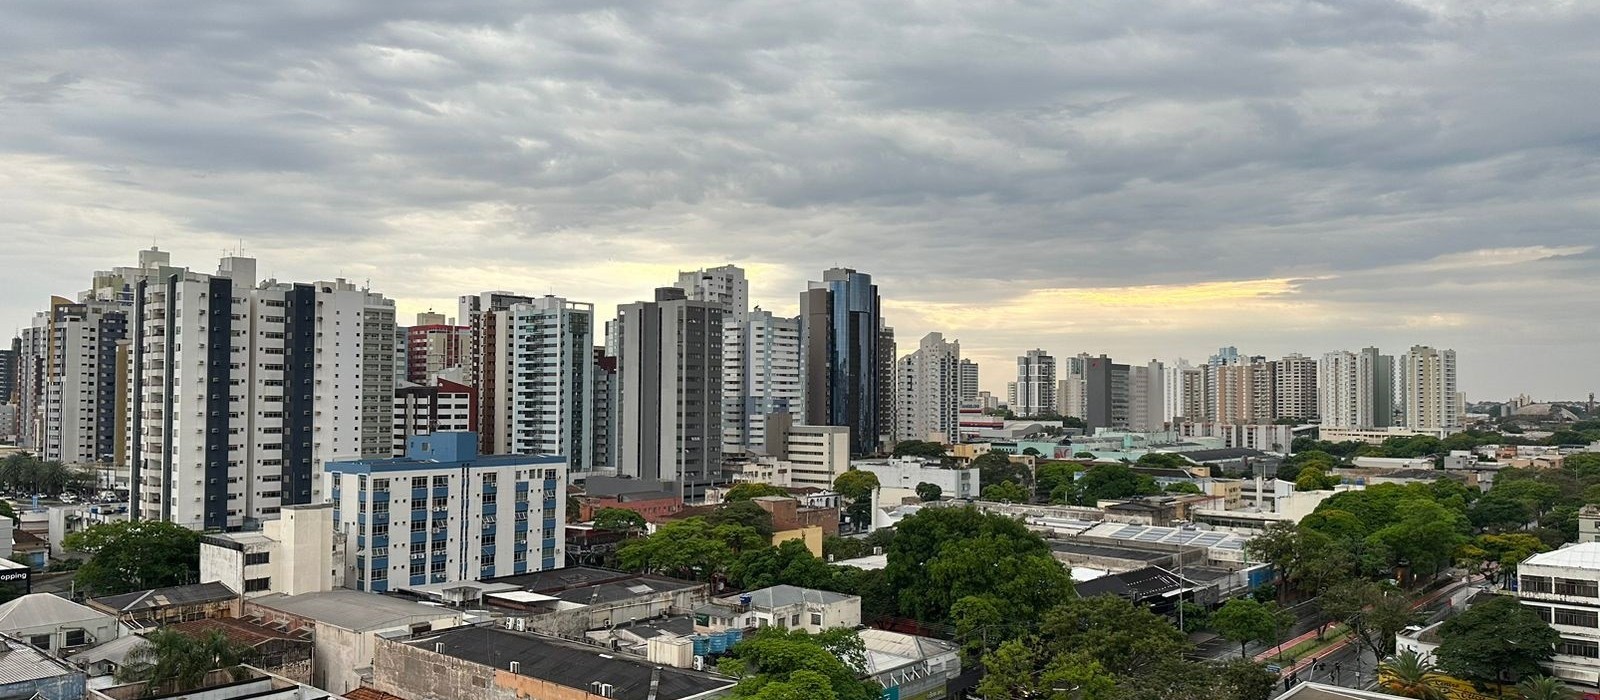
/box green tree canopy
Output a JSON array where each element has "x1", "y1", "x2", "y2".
[
  {"x1": 707, "y1": 500, "x2": 778, "y2": 539},
  {"x1": 616, "y1": 517, "x2": 766, "y2": 581},
  {"x1": 1436, "y1": 596, "x2": 1559, "y2": 686},
  {"x1": 1209, "y1": 598, "x2": 1291, "y2": 659},
  {"x1": 591, "y1": 507, "x2": 647, "y2": 533},
  {"x1": 972, "y1": 452, "x2": 1029, "y2": 489},
  {"x1": 884, "y1": 506, "x2": 1071, "y2": 625},
  {"x1": 720, "y1": 628, "x2": 877, "y2": 700},
  {"x1": 729, "y1": 539, "x2": 837, "y2": 590},
  {"x1": 64, "y1": 521, "x2": 201, "y2": 596},
  {"x1": 976, "y1": 638, "x2": 1117, "y2": 700},
  {"x1": 832, "y1": 470, "x2": 879, "y2": 502},
  {"x1": 724, "y1": 482, "x2": 791, "y2": 502},
  {"x1": 117, "y1": 629, "x2": 255, "y2": 694},
  {"x1": 1066, "y1": 463, "x2": 1159, "y2": 505},
  {"x1": 981, "y1": 480, "x2": 1029, "y2": 503},
  {"x1": 1039, "y1": 594, "x2": 1190, "y2": 677},
  {"x1": 914, "y1": 482, "x2": 942, "y2": 502}
]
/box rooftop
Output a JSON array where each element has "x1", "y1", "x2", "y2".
[
  {"x1": 0, "y1": 635, "x2": 81, "y2": 686},
  {"x1": 0, "y1": 593, "x2": 109, "y2": 630},
  {"x1": 250, "y1": 590, "x2": 462, "y2": 632},
  {"x1": 1079, "y1": 522, "x2": 1252, "y2": 552},
  {"x1": 403, "y1": 625, "x2": 734, "y2": 700},
  {"x1": 1049, "y1": 541, "x2": 1172, "y2": 563},
  {"x1": 722, "y1": 585, "x2": 858, "y2": 610},
  {"x1": 1074, "y1": 566, "x2": 1195, "y2": 601},
  {"x1": 168, "y1": 617, "x2": 311, "y2": 647},
  {"x1": 1180, "y1": 448, "x2": 1267, "y2": 462},
  {"x1": 89, "y1": 582, "x2": 238, "y2": 614},
  {"x1": 1525, "y1": 542, "x2": 1600, "y2": 570}
]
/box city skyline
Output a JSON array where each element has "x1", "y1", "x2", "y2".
[{"x1": 5, "y1": 2, "x2": 1599, "y2": 400}]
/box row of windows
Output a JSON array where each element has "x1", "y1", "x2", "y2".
[{"x1": 1522, "y1": 576, "x2": 1600, "y2": 598}]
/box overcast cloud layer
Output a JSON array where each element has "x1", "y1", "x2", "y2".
[{"x1": 3, "y1": 0, "x2": 1597, "y2": 400}]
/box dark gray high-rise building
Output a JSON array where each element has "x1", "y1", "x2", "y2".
[
  {"x1": 800, "y1": 268, "x2": 888, "y2": 456},
  {"x1": 1085, "y1": 355, "x2": 1130, "y2": 430},
  {"x1": 1362, "y1": 347, "x2": 1395, "y2": 428},
  {"x1": 615, "y1": 288, "x2": 724, "y2": 497},
  {"x1": 0, "y1": 342, "x2": 15, "y2": 405}
]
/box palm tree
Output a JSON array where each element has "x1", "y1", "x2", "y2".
[
  {"x1": 116, "y1": 629, "x2": 255, "y2": 696},
  {"x1": 1517, "y1": 676, "x2": 1577, "y2": 700},
  {"x1": 1378, "y1": 650, "x2": 1447, "y2": 700}
]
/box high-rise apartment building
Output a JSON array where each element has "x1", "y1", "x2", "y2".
[
  {"x1": 459, "y1": 291, "x2": 536, "y2": 454},
  {"x1": 0, "y1": 344, "x2": 15, "y2": 405},
  {"x1": 1161, "y1": 360, "x2": 1196, "y2": 424},
  {"x1": 675, "y1": 265, "x2": 749, "y2": 325},
  {"x1": 722, "y1": 309, "x2": 801, "y2": 456},
  {"x1": 327, "y1": 432, "x2": 566, "y2": 592},
  {"x1": 404, "y1": 314, "x2": 469, "y2": 384},
  {"x1": 393, "y1": 378, "x2": 476, "y2": 456},
  {"x1": 475, "y1": 296, "x2": 595, "y2": 469},
  {"x1": 615, "y1": 288, "x2": 724, "y2": 495},
  {"x1": 1401, "y1": 345, "x2": 1459, "y2": 431},
  {"x1": 1085, "y1": 356, "x2": 1129, "y2": 430},
  {"x1": 799, "y1": 268, "x2": 889, "y2": 456},
  {"x1": 958, "y1": 359, "x2": 979, "y2": 404},
  {"x1": 1362, "y1": 347, "x2": 1396, "y2": 428},
  {"x1": 1320, "y1": 348, "x2": 1397, "y2": 429},
  {"x1": 1013, "y1": 349, "x2": 1056, "y2": 418},
  {"x1": 130, "y1": 254, "x2": 397, "y2": 530},
  {"x1": 30, "y1": 298, "x2": 126, "y2": 465},
  {"x1": 591, "y1": 348, "x2": 618, "y2": 471},
  {"x1": 1272, "y1": 354, "x2": 1318, "y2": 421},
  {"x1": 1127, "y1": 360, "x2": 1166, "y2": 432},
  {"x1": 894, "y1": 332, "x2": 962, "y2": 444}
]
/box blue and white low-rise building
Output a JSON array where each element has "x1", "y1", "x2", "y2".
[{"x1": 326, "y1": 432, "x2": 565, "y2": 592}]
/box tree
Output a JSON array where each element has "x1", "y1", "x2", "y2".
[
  {"x1": 1295, "y1": 466, "x2": 1340, "y2": 491},
  {"x1": 976, "y1": 638, "x2": 1117, "y2": 700},
  {"x1": 1136, "y1": 452, "x2": 1190, "y2": 469},
  {"x1": 885, "y1": 507, "x2": 1071, "y2": 625},
  {"x1": 1516, "y1": 676, "x2": 1577, "y2": 700},
  {"x1": 892, "y1": 440, "x2": 947, "y2": 459},
  {"x1": 1066, "y1": 464, "x2": 1159, "y2": 505},
  {"x1": 117, "y1": 629, "x2": 255, "y2": 694},
  {"x1": 833, "y1": 470, "x2": 880, "y2": 530},
  {"x1": 729, "y1": 539, "x2": 837, "y2": 590},
  {"x1": 1368, "y1": 498, "x2": 1470, "y2": 578},
  {"x1": 707, "y1": 500, "x2": 778, "y2": 539},
  {"x1": 1436, "y1": 596, "x2": 1560, "y2": 686},
  {"x1": 1470, "y1": 493, "x2": 1534, "y2": 532},
  {"x1": 1243, "y1": 522, "x2": 1300, "y2": 591},
  {"x1": 1164, "y1": 482, "x2": 1202, "y2": 494},
  {"x1": 616, "y1": 518, "x2": 764, "y2": 580},
  {"x1": 981, "y1": 480, "x2": 1029, "y2": 503},
  {"x1": 1035, "y1": 462, "x2": 1081, "y2": 504},
  {"x1": 1039, "y1": 594, "x2": 1190, "y2": 677},
  {"x1": 591, "y1": 507, "x2": 646, "y2": 534},
  {"x1": 1378, "y1": 650, "x2": 1447, "y2": 700},
  {"x1": 0, "y1": 500, "x2": 14, "y2": 521},
  {"x1": 914, "y1": 482, "x2": 942, "y2": 502},
  {"x1": 1339, "y1": 582, "x2": 1417, "y2": 662},
  {"x1": 725, "y1": 482, "x2": 790, "y2": 502},
  {"x1": 64, "y1": 521, "x2": 201, "y2": 596},
  {"x1": 1209, "y1": 598, "x2": 1289, "y2": 659},
  {"x1": 973, "y1": 453, "x2": 1029, "y2": 489},
  {"x1": 721, "y1": 628, "x2": 878, "y2": 700},
  {"x1": 1114, "y1": 657, "x2": 1277, "y2": 700}
]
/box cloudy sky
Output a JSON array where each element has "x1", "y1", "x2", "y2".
[{"x1": 3, "y1": 0, "x2": 1597, "y2": 400}]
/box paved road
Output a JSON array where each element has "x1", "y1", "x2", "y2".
[
  {"x1": 1271, "y1": 575, "x2": 1487, "y2": 696},
  {"x1": 1193, "y1": 598, "x2": 1327, "y2": 661}
]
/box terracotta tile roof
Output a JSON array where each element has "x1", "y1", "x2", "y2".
[
  {"x1": 167, "y1": 617, "x2": 310, "y2": 647},
  {"x1": 346, "y1": 687, "x2": 407, "y2": 700}
]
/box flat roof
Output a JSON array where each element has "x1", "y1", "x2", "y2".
[
  {"x1": 1049, "y1": 541, "x2": 1171, "y2": 562},
  {"x1": 405, "y1": 625, "x2": 734, "y2": 700},
  {"x1": 250, "y1": 590, "x2": 462, "y2": 632}
]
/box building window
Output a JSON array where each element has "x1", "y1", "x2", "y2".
[
  {"x1": 1522, "y1": 576, "x2": 1553, "y2": 594},
  {"x1": 790, "y1": 614, "x2": 800, "y2": 627},
  {"x1": 28, "y1": 635, "x2": 50, "y2": 649},
  {"x1": 1554, "y1": 608, "x2": 1599, "y2": 628},
  {"x1": 1555, "y1": 578, "x2": 1599, "y2": 598},
  {"x1": 64, "y1": 630, "x2": 87, "y2": 647},
  {"x1": 245, "y1": 552, "x2": 270, "y2": 566},
  {"x1": 1558, "y1": 638, "x2": 1600, "y2": 659},
  {"x1": 245, "y1": 578, "x2": 272, "y2": 593},
  {"x1": 810, "y1": 613, "x2": 822, "y2": 626}
]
